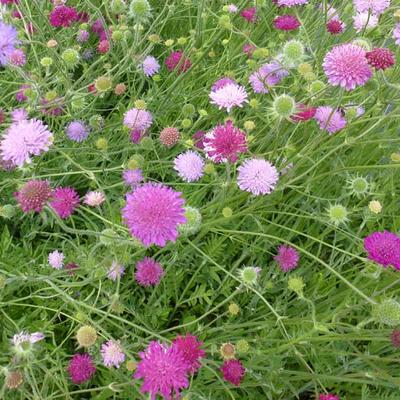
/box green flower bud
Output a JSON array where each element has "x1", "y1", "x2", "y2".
[
  {"x1": 373, "y1": 299, "x2": 400, "y2": 326},
  {"x1": 272, "y1": 94, "x2": 296, "y2": 119},
  {"x1": 178, "y1": 206, "x2": 201, "y2": 236},
  {"x1": 61, "y1": 48, "x2": 80, "y2": 68}
]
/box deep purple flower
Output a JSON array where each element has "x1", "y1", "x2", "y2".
[{"x1": 49, "y1": 6, "x2": 78, "y2": 28}]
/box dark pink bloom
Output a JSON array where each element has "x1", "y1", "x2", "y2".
[
  {"x1": 204, "y1": 121, "x2": 248, "y2": 163},
  {"x1": 364, "y1": 231, "x2": 400, "y2": 270},
  {"x1": 391, "y1": 329, "x2": 400, "y2": 348},
  {"x1": 49, "y1": 6, "x2": 79, "y2": 28},
  {"x1": 243, "y1": 43, "x2": 256, "y2": 58},
  {"x1": 15, "y1": 180, "x2": 52, "y2": 213},
  {"x1": 326, "y1": 19, "x2": 344, "y2": 34},
  {"x1": 165, "y1": 51, "x2": 191, "y2": 73},
  {"x1": 193, "y1": 130, "x2": 206, "y2": 150},
  {"x1": 65, "y1": 262, "x2": 79, "y2": 276},
  {"x1": 134, "y1": 340, "x2": 190, "y2": 400},
  {"x1": 273, "y1": 15, "x2": 300, "y2": 31},
  {"x1": 292, "y1": 104, "x2": 317, "y2": 122},
  {"x1": 172, "y1": 334, "x2": 205, "y2": 374},
  {"x1": 0, "y1": 0, "x2": 19, "y2": 4},
  {"x1": 241, "y1": 7, "x2": 257, "y2": 23},
  {"x1": 366, "y1": 48, "x2": 395, "y2": 71},
  {"x1": 135, "y1": 257, "x2": 164, "y2": 287},
  {"x1": 50, "y1": 187, "x2": 80, "y2": 219},
  {"x1": 9, "y1": 49, "x2": 26, "y2": 66},
  {"x1": 97, "y1": 40, "x2": 110, "y2": 54},
  {"x1": 12, "y1": 10, "x2": 22, "y2": 19},
  {"x1": 274, "y1": 245, "x2": 299, "y2": 271},
  {"x1": 67, "y1": 353, "x2": 96, "y2": 384},
  {"x1": 319, "y1": 394, "x2": 340, "y2": 400},
  {"x1": 221, "y1": 359, "x2": 245, "y2": 386}
]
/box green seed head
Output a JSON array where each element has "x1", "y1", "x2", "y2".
[
  {"x1": 182, "y1": 104, "x2": 196, "y2": 117},
  {"x1": 76, "y1": 325, "x2": 97, "y2": 347},
  {"x1": 178, "y1": 206, "x2": 202, "y2": 236},
  {"x1": 236, "y1": 339, "x2": 249, "y2": 354},
  {"x1": 327, "y1": 204, "x2": 348, "y2": 226},
  {"x1": 228, "y1": 302, "x2": 240, "y2": 316},
  {"x1": 110, "y1": 0, "x2": 127, "y2": 14},
  {"x1": 99, "y1": 229, "x2": 119, "y2": 246},
  {"x1": 272, "y1": 94, "x2": 296, "y2": 119},
  {"x1": 239, "y1": 266, "x2": 259, "y2": 287},
  {"x1": 288, "y1": 276, "x2": 305, "y2": 297},
  {"x1": 0, "y1": 204, "x2": 16, "y2": 219},
  {"x1": 283, "y1": 40, "x2": 305, "y2": 62},
  {"x1": 61, "y1": 48, "x2": 80, "y2": 68},
  {"x1": 349, "y1": 176, "x2": 369, "y2": 197},
  {"x1": 129, "y1": 0, "x2": 152, "y2": 20},
  {"x1": 373, "y1": 299, "x2": 400, "y2": 326},
  {"x1": 94, "y1": 76, "x2": 112, "y2": 93},
  {"x1": 310, "y1": 80, "x2": 325, "y2": 94},
  {"x1": 40, "y1": 57, "x2": 53, "y2": 67}
]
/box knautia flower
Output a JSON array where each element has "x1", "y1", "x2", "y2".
[
  {"x1": 50, "y1": 187, "x2": 80, "y2": 219},
  {"x1": 107, "y1": 261, "x2": 125, "y2": 281},
  {"x1": 5, "y1": 370, "x2": 23, "y2": 390},
  {"x1": 237, "y1": 159, "x2": 279, "y2": 196},
  {"x1": 134, "y1": 340, "x2": 190, "y2": 400},
  {"x1": 314, "y1": 106, "x2": 346, "y2": 134},
  {"x1": 0, "y1": 118, "x2": 53, "y2": 167},
  {"x1": 129, "y1": 0, "x2": 151, "y2": 20},
  {"x1": 101, "y1": 340, "x2": 125, "y2": 368},
  {"x1": 209, "y1": 83, "x2": 248, "y2": 113},
  {"x1": 274, "y1": 245, "x2": 300, "y2": 272},
  {"x1": 67, "y1": 353, "x2": 96, "y2": 384},
  {"x1": 283, "y1": 40, "x2": 305, "y2": 66},
  {"x1": 326, "y1": 19, "x2": 345, "y2": 34},
  {"x1": 76, "y1": 29, "x2": 89, "y2": 43},
  {"x1": 76, "y1": 326, "x2": 97, "y2": 348},
  {"x1": 327, "y1": 204, "x2": 348, "y2": 225},
  {"x1": 49, "y1": 6, "x2": 78, "y2": 28},
  {"x1": 239, "y1": 266, "x2": 261, "y2": 287},
  {"x1": 135, "y1": 257, "x2": 164, "y2": 287},
  {"x1": 319, "y1": 394, "x2": 340, "y2": 400},
  {"x1": 83, "y1": 191, "x2": 105, "y2": 207},
  {"x1": 48, "y1": 250, "x2": 64, "y2": 269},
  {"x1": 172, "y1": 334, "x2": 205, "y2": 374},
  {"x1": 220, "y1": 343, "x2": 236, "y2": 360},
  {"x1": 204, "y1": 121, "x2": 248, "y2": 163},
  {"x1": 353, "y1": 12, "x2": 378, "y2": 32},
  {"x1": 353, "y1": 0, "x2": 390, "y2": 16},
  {"x1": 15, "y1": 180, "x2": 52, "y2": 213},
  {"x1": 11, "y1": 331, "x2": 44, "y2": 357},
  {"x1": 174, "y1": 151, "x2": 204, "y2": 182},
  {"x1": 165, "y1": 51, "x2": 191, "y2": 73},
  {"x1": 178, "y1": 206, "x2": 202, "y2": 236},
  {"x1": 364, "y1": 231, "x2": 400, "y2": 270},
  {"x1": 9, "y1": 48, "x2": 26, "y2": 66},
  {"x1": 241, "y1": 7, "x2": 256, "y2": 22},
  {"x1": 220, "y1": 359, "x2": 245, "y2": 386},
  {"x1": 249, "y1": 61, "x2": 288, "y2": 94},
  {"x1": 0, "y1": 21, "x2": 19, "y2": 66},
  {"x1": 366, "y1": 48, "x2": 395, "y2": 70},
  {"x1": 323, "y1": 44, "x2": 372, "y2": 91},
  {"x1": 123, "y1": 108, "x2": 152, "y2": 131},
  {"x1": 141, "y1": 55, "x2": 160, "y2": 77},
  {"x1": 368, "y1": 200, "x2": 382, "y2": 214},
  {"x1": 122, "y1": 183, "x2": 186, "y2": 247},
  {"x1": 273, "y1": 15, "x2": 300, "y2": 31},
  {"x1": 160, "y1": 127, "x2": 180, "y2": 148},
  {"x1": 11, "y1": 108, "x2": 28, "y2": 122},
  {"x1": 123, "y1": 169, "x2": 144, "y2": 187},
  {"x1": 66, "y1": 120, "x2": 90, "y2": 142},
  {"x1": 272, "y1": 94, "x2": 296, "y2": 119}
]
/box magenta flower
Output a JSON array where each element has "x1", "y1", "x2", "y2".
[
  {"x1": 49, "y1": 5, "x2": 78, "y2": 28},
  {"x1": 366, "y1": 48, "x2": 395, "y2": 70},
  {"x1": 50, "y1": 187, "x2": 80, "y2": 219},
  {"x1": 364, "y1": 231, "x2": 400, "y2": 270},
  {"x1": 212, "y1": 77, "x2": 236, "y2": 91},
  {"x1": 220, "y1": 359, "x2": 245, "y2": 386},
  {"x1": 209, "y1": 83, "x2": 248, "y2": 113},
  {"x1": 274, "y1": 245, "x2": 300, "y2": 271},
  {"x1": 319, "y1": 394, "x2": 340, "y2": 400},
  {"x1": 291, "y1": 104, "x2": 316, "y2": 122},
  {"x1": 204, "y1": 121, "x2": 248, "y2": 163},
  {"x1": 391, "y1": 328, "x2": 400, "y2": 348},
  {"x1": 123, "y1": 108, "x2": 152, "y2": 132},
  {"x1": 142, "y1": 55, "x2": 160, "y2": 77},
  {"x1": 165, "y1": 51, "x2": 191, "y2": 73},
  {"x1": 273, "y1": 15, "x2": 300, "y2": 31},
  {"x1": 237, "y1": 159, "x2": 279, "y2": 196},
  {"x1": 172, "y1": 334, "x2": 205, "y2": 374},
  {"x1": 0, "y1": 118, "x2": 53, "y2": 167},
  {"x1": 173, "y1": 151, "x2": 205, "y2": 182},
  {"x1": 101, "y1": 340, "x2": 125, "y2": 368},
  {"x1": 122, "y1": 183, "x2": 186, "y2": 247},
  {"x1": 134, "y1": 340, "x2": 190, "y2": 400},
  {"x1": 323, "y1": 44, "x2": 372, "y2": 91},
  {"x1": 314, "y1": 106, "x2": 346, "y2": 134},
  {"x1": 326, "y1": 19, "x2": 345, "y2": 34},
  {"x1": 241, "y1": 7, "x2": 257, "y2": 23},
  {"x1": 67, "y1": 353, "x2": 96, "y2": 384},
  {"x1": 135, "y1": 257, "x2": 164, "y2": 287},
  {"x1": 48, "y1": 250, "x2": 64, "y2": 270},
  {"x1": 15, "y1": 180, "x2": 52, "y2": 213}
]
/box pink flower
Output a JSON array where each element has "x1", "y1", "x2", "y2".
[
  {"x1": 97, "y1": 39, "x2": 110, "y2": 54},
  {"x1": 48, "y1": 250, "x2": 64, "y2": 270},
  {"x1": 15, "y1": 180, "x2": 52, "y2": 213},
  {"x1": 364, "y1": 231, "x2": 400, "y2": 270},
  {"x1": 366, "y1": 48, "x2": 395, "y2": 70},
  {"x1": 9, "y1": 49, "x2": 26, "y2": 66},
  {"x1": 319, "y1": 394, "x2": 340, "y2": 400},
  {"x1": 391, "y1": 328, "x2": 400, "y2": 348},
  {"x1": 50, "y1": 187, "x2": 80, "y2": 219},
  {"x1": 241, "y1": 7, "x2": 257, "y2": 23},
  {"x1": 353, "y1": 12, "x2": 378, "y2": 32},
  {"x1": 122, "y1": 183, "x2": 186, "y2": 247},
  {"x1": 174, "y1": 151, "x2": 204, "y2": 182},
  {"x1": 323, "y1": 44, "x2": 372, "y2": 91},
  {"x1": 291, "y1": 104, "x2": 316, "y2": 122},
  {"x1": 220, "y1": 359, "x2": 245, "y2": 386},
  {"x1": 83, "y1": 191, "x2": 105, "y2": 207},
  {"x1": 209, "y1": 83, "x2": 248, "y2": 112},
  {"x1": 249, "y1": 61, "x2": 288, "y2": 94},
  {"x1": 67, "y1": 353, "x2": 96, "y2": 384},
  {"x1": 49, "y1": 6, "x2": 78, "y2": 28},
  {"x1": 314, "y1": 106, "x2": 346, "y2": 134},
  {"x1": 326, "y1": 19, "x2": 345, "y2": 34},
  {"x1": 274, "y1": 245, "x2": 300, "y2": 271},
  {"x1": 122, "y1": 169, "x2": 143, "y2": 187},
  {"x1": 135, "y1": 257, "x2": 164, "y2": 287},
  {"x1": 165, "y1": 51, "x2": 191, "y2": 73},
  {"x1": 204, "y1": 121, "x2": 247, "y2": 163},
  {"x1": 273, "y1": 15, "x2": 300, "y2": 31},
  {"x1": 123, "y1": 108, "x2": 152, "y2": 131},
  {"x1": 172, "y1": 334, "x2": 205, "y2": 374},
  {"x1": 134, "y1": 340, "x2": 190, "y2": 400},
  {"x1": 275, "y1": 0, "x2": 308, "y2": 6},
  {"x1": 101, "y1": 340, "x2": 125, "y2": 368},
  {"x1": 353, "y1": 0, "x2": 390, "y2": 16},
  {"x1": 237, "y1": 159, "x2": 279, "y2": 196}
]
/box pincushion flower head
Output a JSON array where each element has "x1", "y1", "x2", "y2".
[
  {"x1": 66, "y1": 120, "x2": 90, "y2": 142},
  {"x1": 275, "y1": 0, "x2": 309, "y2": 7},
  {"x1": 323, "y1": 44, "x2": 372, "y2": 91},
  {"x1": 123, "y1": 168, "x2": 143, "y2": 187},
  {"x1": 50, "y1": 187, "x2": 80, "y2": 219},
  {"x1": 273, "y1": 15, "x2": 300, "y2": 31},
  {"x1": 11, "y1": 331, "x2": 44, "y2": 356},
  {"x1": 123, "y1": 108, "x2": 152, "y2": 132},
  {"x1": 237, "y1": 159, "x2": 279, "y2": 196},
  {"x1": 141, "y1": 55, "x2": 160, "y2": 77},
  {"x1": 172, "y1": 334, "x2": 205, "y2": 374},
  {"x1": 49, "y1": 5, "x2": 78, "y2": 28},
  {"x1": 249, "y1": 61, "x2": 288, "y2": 94},
  {"x1": 203, "y1": 121, "x2": 248, "y2": 163},
  {"x1": 135, "y1": 257, "x2": 164, "y2": 287},
  {"x1": 326, "y1": 19, "x2": 345, "y2": 34},
  {"x1": 221, "y1": 359, "x2": 245, "y2": 386},
  {"x1": 15, "y1": 180, "x2": 52, "y2": 213},
  {"x1": 353, "y1": 12, "x2": 378, "y2": 32},
  {"x1": 241, "y1": 7, "x2": 256, "y2": 23},
  {"x1": 0, "y1": 118, "x2": 53, "y2": 167},
  {"x1": 0, "y1": 21, "x2": 20, "y2": 66},
  {"x1": 101, "y1": 340, "x2": 125, "y2": 368},
  {"x1": 134, "y1": 340, "x2": 190, "y2": 400},
  {"x1": 314, "y1": 106, "x2": 346, "y2": 134},
  {"x1": 122, "y1": 183, "x2": 186, "y2": 247},
  {"x1": 83, "y1": 191, "x2": 105, "y2": 207},
  {"x1": 364, "y1": 231, "x2": 400, "y2": 270},
  {"x1": 48, "y1": 250, "x2": 64, "y2": 269},
  {"x1": 107, "y1": 261, "x2": 125, "y2": 281},
  {"x1": 174, "y1": 150, "x2": 204, "y2": 182},
  {"x1": 353, "y1": 0, "x2": 390, "y2": 16},
  {"x1": 319, "y1": 394, "x2": 340, "y2": 400},
  {"x1": 274, "y1": 245, "x2": 300, "y2": 271},
  {"x1": 209, "y1": 83, "x2": 248, "y2": 113},
  {"x1": 67, "y1": 353, "x2": 96, "y2": 384},
  {"x1": 165, "y1": 51, "x2": 191, "y2": 73},
  {"x1": 366, "y1": 48, "x2": 395, "y2": 70}
]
